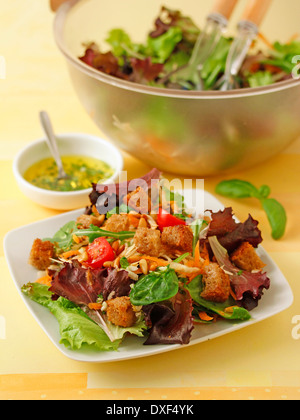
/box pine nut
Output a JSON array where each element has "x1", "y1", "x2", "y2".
[
  {"x1": 114, "y1": 256, "x2": 121, "y2": 269},
  {"x1": 116, "y1": 244, "x2": 125, "y2": 255},
  {"x1": 139, "y1": 259, "x2": 148, "y2": 275},
  {"x1": 112, "y1": 240, "x2": 120, "y2": 252},
  {"x1": 103, "y1": 261, "x2": 114, "y2": 268},
  {"x1": 138, "y1": 217, "x2": 148, "y2": 228},
  {"x1": 128, "y1": 255, "x2": 142, "y2": 263},
  {"x1": 97, "y1": 214, "x2": 105, "y2": 225}
]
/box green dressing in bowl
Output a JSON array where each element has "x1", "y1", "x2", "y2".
[{"x1": 24, "y1": 155, "x2": 114, "y2": 192}]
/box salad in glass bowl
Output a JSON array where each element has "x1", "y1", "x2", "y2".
[{"x1": 79, "y1": 6, "x2": 300, "y2": 91}]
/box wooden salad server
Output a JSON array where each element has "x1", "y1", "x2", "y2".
[{"x1": 216, "y1": 0, "x2": 273, "y2": 91}]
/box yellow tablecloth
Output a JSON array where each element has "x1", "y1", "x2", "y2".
[{"x1": 1, "y1": 0, "x2": 300, "y2": 401}]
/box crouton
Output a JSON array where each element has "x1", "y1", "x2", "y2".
[
  {"x1": 106, "y1": 296, "x2": 136, "y2": 327},
  {"x1": 231, "y1": 242, "x2": 266, "y2": 272},
  {"x1": 28, "y1": 238, "x2": 55, "y2": 270},
  {"x1": 161, "y1": 225, "x2": 193, "y2": 253},
  {"x1": 200, "y1": 262, "x2": 231, "y2": 303},
  {"x1": 76, "y1": 214, "x2": 105, "y2": 229},
  {"x1": 133, "y1": 227, "x2": 162, "y2": 257},
  {"x1": 103, "y1": 214, "x2": 130, "y2": 232}
]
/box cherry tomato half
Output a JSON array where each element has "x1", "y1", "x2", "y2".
[
  {"x1": 85, "y1": 237, "x2": 115, "y2": 269},
  {"x1": 157, "y1": 208, "x2": 186, "y2": 231}
]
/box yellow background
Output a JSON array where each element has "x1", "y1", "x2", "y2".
[{"x1": 1, "y1": 0, "x2": 300, "y2": 400}]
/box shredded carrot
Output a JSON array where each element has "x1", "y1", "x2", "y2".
[
  {"x1": 258, "y1": 32, "x2": 274, "y2": 50},
  {"x1": 198, "y1": 312, "x2": 214, "y2": 322},
  {"x1": 192, "y1": 240, "x2": 209, "y2": 274},
  {"x1": 200, "y1": 241, "x2": 210, "y2": 263},
  {"x1": 72, "y1": 234, "x2": 81, "y2": 244},
  {"x1": 92, "y1": 205, "x2": 100, "y2": 216},
  {"x1": 185, "y1": 260, "x2": 199, "y2": 268},
  {"x1": 194, "y1": 240, "x2": 201, "y2": 268},
  {"x1": 88, "y1": 302, "x2": 102, "y2": 310},
  {"x1": 61, "y1": 250, "x2": 80, "y2": 259},
  {"x1": 36, "y1": 275, "x2": 52, "y2": 287},
  {"x1": 230, "y1": 288, "x2": 237, "y2": 301},
  {"x1": 140, "y1": 256, "x2": 170, "y2": 266},
  {"x1": 185, "y1": 270, "x2": 202, "y2": 283},
  {"x1": 287, "y1": 33, "x2": 300, "y2": 44}
]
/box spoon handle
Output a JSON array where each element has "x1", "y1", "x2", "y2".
[{"x1": 39, "y1": 111, "x2": 65, "y2": 178}]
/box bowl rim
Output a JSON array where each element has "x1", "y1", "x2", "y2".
[
  {"x1": 53, "y1": 0, "x2": 300, "y2": 99},
  {"x1": 13, "y1": 132, "x2": 124, "y2": 197}
]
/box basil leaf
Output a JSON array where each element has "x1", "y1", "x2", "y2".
[
  {"x1": 215, "y1": 179, "x2": 260, "y2": 199},
  {"x1": 130, "y1": 268, "x2": 179, "y2": 306},
  {"x1": 215, "y1": 179, "x2": 287, "y2": 240},
  {"x1": 258, "y1": 185, "x2": 271, "y2": 199},
  {"x1": 261, "y1": 198, "x2": 287, "y2": 240}
]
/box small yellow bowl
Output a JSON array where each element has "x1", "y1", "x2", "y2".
[{"x1": 13, "y1": 133, "x2": 123, "y2": 210}]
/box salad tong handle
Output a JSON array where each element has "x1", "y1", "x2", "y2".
[
  {"x1": 241, "y1": 0, "x2": 273, "y2": 27},
  {"x1": 179, "y1": 0, "x2": 238, "y2": 90},
  {"x1": 218, "y1": 0, "x2": 273, "y2": 91},
  {"x1": 189, "y1": 0, "x2": 239, "y2": 68},
  {"x1": 211, "y1": 0, "x2": 240, "y2": 20}
]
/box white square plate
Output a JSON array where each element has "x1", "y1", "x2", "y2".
[{"x1": 3, "y1": 190, "x2": 293, "y2": 363}]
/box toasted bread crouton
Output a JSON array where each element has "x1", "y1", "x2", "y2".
[
  {"x1": 231, "y1": 242, "x2": 266, "y2": 272},
  {"x1": 28, "y1": 238, "x2": 55, "y2": 270},
  {"x1": 106, "y1": 296, "x2": 136, "y2": 327},
  {"x1": 103, "y1": 214, "x2": 130, "y2": 232},
  {"x1": 133, "y1": 227, "x2": 162, "y2": 257},
  {"x1": 161, "y1": 225, "x2": 193, "y2": 253},
  {"x1": 200, "y1": 262, "x2": 231, "y2": 303},
  {"x1": 76, "y1": 214, "x2": 105, "y2": 229}
]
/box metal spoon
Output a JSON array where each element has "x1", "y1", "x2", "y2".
[{"x1": 39, "y1": 111, "x2": 70, "y2": 181}]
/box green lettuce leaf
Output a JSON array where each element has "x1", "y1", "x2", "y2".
[
  {"x1": 262, "y1": 40, "x2": 300, "y2": 73},
  {"x1": 107, "y1": 316, "x2": 147, "y2": 340},
  {"x1": 21, "y1": 283, "x2": 120, "y2": 351},
  {"x1": 247, "y1": 70, "x2": 274, "y2": 88},
  {"x1": 147, "y1": 26, "x2": 183, "y2": 63}
]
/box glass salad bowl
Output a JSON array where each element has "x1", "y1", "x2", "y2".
[{"x1": 53, "y1": 0, "x2": 300, "y2": 176}]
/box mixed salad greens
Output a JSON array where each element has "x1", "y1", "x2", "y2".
[
  {"x1": 22, "y1": 169, "x2": 271, "y2": 352},
  {"x1": 79, "y1": 6, "x2": 300, "y2": 90}
]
